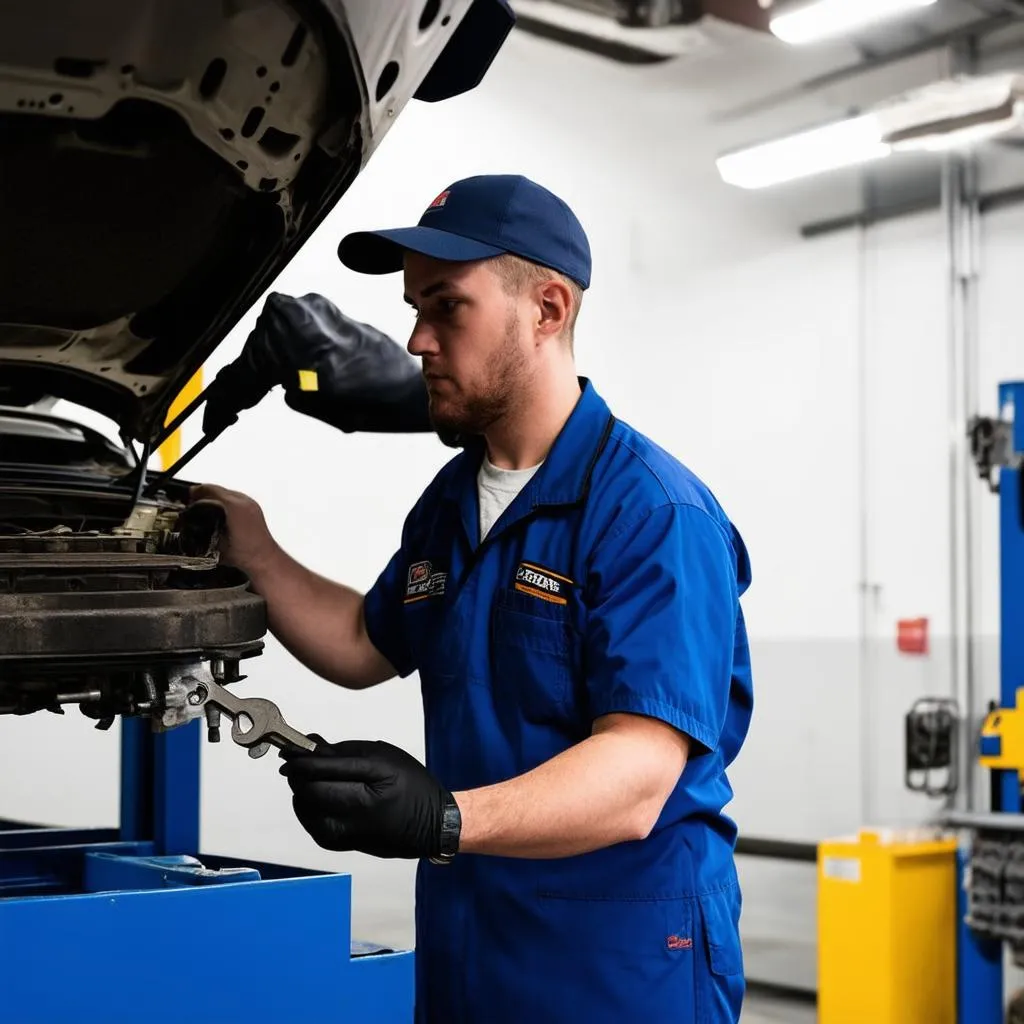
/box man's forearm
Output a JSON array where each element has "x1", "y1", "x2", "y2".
[
  {"x1": 453, "y1": 715, "x2": 689, "y2": 859},
  {"x1": 247, "y1": 544, "x2": 394, "y2": 689}
]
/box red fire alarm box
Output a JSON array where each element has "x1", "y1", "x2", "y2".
[{"x1": 898, "y1": 618, "x2": 929, "y2": 655}]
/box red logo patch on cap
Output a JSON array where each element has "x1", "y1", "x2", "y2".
[{"x1": 426, "y1": 189, "x2": 450, "y2": 211}]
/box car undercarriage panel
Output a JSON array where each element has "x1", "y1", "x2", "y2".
[
  {"x1": 0, "y1": 459, "x2": 266, "y2": 728},
  {"x1": 0, "y1": 555, "x2": 265, "y2": 661}
]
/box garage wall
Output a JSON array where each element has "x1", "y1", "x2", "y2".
[
  {"x1": 1, "y1": 27, "x2": 1021, "y2": 957},
  {"x1": 977, "y1": 202, "x2": 1024, "y2": 656},
  {"x1": 859, "y1": 209, "x2": 956, "y2": 829}
]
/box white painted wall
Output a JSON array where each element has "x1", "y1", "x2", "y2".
[
  {"x1": 978, "y1": 203, "x2": 1024, "y2": 640},
  {"x1": 2, "y1": 23, "x2": 1023, "y2": 967}
]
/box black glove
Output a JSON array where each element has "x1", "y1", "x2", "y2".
[
  {"x1": 279, "y1": 736, "x2": 461, "y2": 861},
  {"x1": 201, "y1": 292, "x2": 463, "y2": 445}
]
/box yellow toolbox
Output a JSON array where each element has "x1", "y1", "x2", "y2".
[{"x1": 818, "y1": 828, "x2": 958, "y2": 1024}]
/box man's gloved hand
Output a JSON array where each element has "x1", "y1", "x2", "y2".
[
  {"x1": 279, "y1": 736, "x2": 460, "y2": 860},
  {"x1": 200, "y1": 292, "x2": 456, "y2": 442}
]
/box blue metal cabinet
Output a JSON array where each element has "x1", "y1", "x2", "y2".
[{"x1": 0, "y1": 717, "x2": 414, "y2": 1023}]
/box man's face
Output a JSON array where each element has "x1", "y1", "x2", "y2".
[{"x1": 403, "y1": 252, "x2": 530, "y2": 435}]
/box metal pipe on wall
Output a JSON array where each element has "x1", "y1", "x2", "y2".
[
  {"x1": 943, "y1": 40, "x2": 982, "y2": 813},
  {"x1": 963, "y1": 150, "x2": 983, "y2": 814},
  {"x1": 943, "y1": 151, "x2": 961, "y2": 809},
  {"x1": 857, "y1": 217, "x2": 870, "y2": 825},
  {"x1": 855, "y1": 179, "x2": 876, "y2": 826}
]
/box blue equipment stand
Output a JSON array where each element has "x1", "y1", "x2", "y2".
[
  {"x1": 0, "y1": 717, "x2": 414, "y2": 1023},
  {"x1": 955, "y1": 380, "x2": 1024, "y2": 1022},
  {"x1": 956, "y1": 845, "x2": 1004, "y2": 1024}
]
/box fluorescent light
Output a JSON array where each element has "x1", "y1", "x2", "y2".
[
  {"x1": 770, "y1": 0, "x2": 938, "y2": 45},
  {"x1": 716, "y1": 115, "x2": 890, "y2": 190},
  {"x1": 716, "y1": 72, "x2": 1024, "y2": 190}
]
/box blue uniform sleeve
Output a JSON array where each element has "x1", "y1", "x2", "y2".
[
  {"x1": 363, "y1": 546, "x2": 416, "y2": 679},
  {"x1": 584, "y1": 503, "x2": 739, "y2": 755}
]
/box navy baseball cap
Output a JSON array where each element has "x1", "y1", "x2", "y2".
[{"x1": 337, "y1": 174, "x2": 591, "y2": 289}]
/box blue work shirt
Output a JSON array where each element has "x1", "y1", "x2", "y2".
[{"x1": 364, "y1": 379, "x2": 753, "y2": 1024}]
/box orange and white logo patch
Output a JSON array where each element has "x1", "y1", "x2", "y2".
[{"x1": 514, "y1": 562, "x2": 572, "y2": 606}]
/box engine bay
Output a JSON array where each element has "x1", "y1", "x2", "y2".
[{"x1": 0, "y1": 408, "x2": 266, "y2": 737}]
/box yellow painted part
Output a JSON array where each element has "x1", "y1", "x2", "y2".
[
  {"x1": 818, "y1": 828, "x2": 958, "y2": 1024},
  {"x1": 157, "y1": 369, "x2": 203, "y2": 470},
  {"x1": 298, "y1": 369, "x2": 318, "y2": 392},
  {"x1": 979, "y1": 687, "x2": 1024, "y2": 775}
]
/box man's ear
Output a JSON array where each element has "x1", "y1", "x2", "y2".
[{"x1": 535, "y1": 278, "x2": 573, "y2": 341}]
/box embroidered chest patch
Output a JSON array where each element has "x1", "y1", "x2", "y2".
[
  {"x1": 514, "y1": 561, "x2": 573, "y2": 606},
  {"x1": 405, "y1": 560, "x2": 447, "y2": 603}
]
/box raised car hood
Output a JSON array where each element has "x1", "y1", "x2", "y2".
[{"x1": 0, "y1": 0, "x2": 512, "y2": 442}]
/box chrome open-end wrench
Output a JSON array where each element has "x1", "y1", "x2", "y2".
[{"x1": 185, "y1": 676, "x2": 317, "y2": 758}]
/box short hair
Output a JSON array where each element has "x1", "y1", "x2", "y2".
[{"x1": 490, "y1": 253, "x2": 583, "y2": 343}]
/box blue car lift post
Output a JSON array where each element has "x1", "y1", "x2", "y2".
[
  {"x1": 949, "y1": 380, "x2": 1024, "y2": 1022},
  {"x1": 0, "y1": 716, "x2": 414, "y2": 1023}
]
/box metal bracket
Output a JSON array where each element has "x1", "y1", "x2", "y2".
[
  {"x1": 83, "y1": 852, "x2": 260, "y2": 892},
  {"x1": 139, "y1": 383, "x2": 227, "y2": 496},
  {"x1": 969, "y1": 415, "x2": 1019, "y2": 493},
  {"x1": 906, "y1": 697, "x2": 959, "y2": 797},
  {"x1": 979, "y1": 688, "x2": 1024, "y2": 778}
]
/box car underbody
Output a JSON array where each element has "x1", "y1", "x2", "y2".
[{"x1": 0, "y1": 406, "x2": 265, "y2": 741}]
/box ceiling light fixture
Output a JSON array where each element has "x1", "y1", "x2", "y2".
[
  {"x1": 769, "y1": 0, "x2": 938, "y2": 45},
  {"x1": 716, "y1": 115, "x2": 891, "y2": 189},
  {"x1": 881, "y1": 77, "x2": 1024, "y2": 151},
  {"x1": 888, "y1": 109, "x2": 1023, "y2": 152},
  {"x1": 716, "y1": 72, "x2": 1024, "y2": 189}
]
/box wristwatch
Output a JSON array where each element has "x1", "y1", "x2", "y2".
[{"x1": 430, "y1": 793, "x2": 462, "y2": 865}]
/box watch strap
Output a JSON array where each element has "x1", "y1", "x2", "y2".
[{"x1": 430, "y1": 793, "x2": 461, "y2": 864}]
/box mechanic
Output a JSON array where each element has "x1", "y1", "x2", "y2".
[{"x1": 192, "y1": 174, "x2": 753, "y2": 1023}]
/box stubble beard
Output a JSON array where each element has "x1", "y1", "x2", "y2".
[{"x1": 427, "y1": 311, "x2": 529, "y2": 437}]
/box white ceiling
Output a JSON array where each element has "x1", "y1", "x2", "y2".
[{"x1": 507, "y1": 1, "x2": 1024, "y2": 229}]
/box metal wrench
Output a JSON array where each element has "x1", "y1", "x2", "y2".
[{"x1": 185, "y1": 677, "x2": 317, "y2": 758}]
